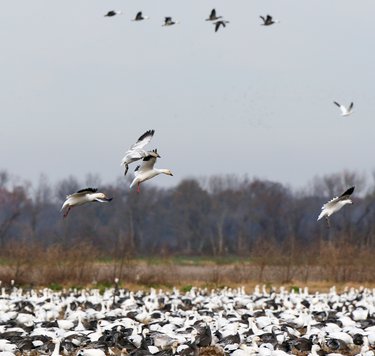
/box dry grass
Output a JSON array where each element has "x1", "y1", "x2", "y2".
[{"x1": 1, "y1": 240, "x2": 375, "y2": 292}]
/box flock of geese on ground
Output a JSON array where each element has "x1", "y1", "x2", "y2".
[
  {"x1": 0, "y1": 284, "x2": 375, "y2": 355},
  {"x1": 61, "y1": 127, "x2": 355, "y2": 228},
  {"x1": 102, "y1": 9, "x2": 279, "y2": 32}
]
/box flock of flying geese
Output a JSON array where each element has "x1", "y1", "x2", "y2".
[
  {"x1": 59, "y1": 7, "x2": 357, "y2": 225},
  {"x1": 61, "y1": 124, "x2": 355, "y2": 227},
  {"x1": 103, "y1": 8, "x2": 279, "y2": 32},
  {"x1": 60, "y1": 130, "x2": 172, "y2": 218}
]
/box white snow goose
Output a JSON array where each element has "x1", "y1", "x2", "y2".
[
  {"x1": 130, "y1": 150, "x2": 173, "y2": 193},
  {"x1": 104, "y1": 10, "x2": 122, "y2": 17},
  {"x1": 133, "y1": 11, "x2": 149, "y2": 21},
  {"x1": 60, "y1": 188, "x2": 112, "y2": 218},
  {"x1": 260, "y1": 15, "x2": 279, "y2": 26},
  {"x1": 121, "y1": 129, "x2": 158, "y2": 176},
  {"x1": 317, "y1": 186, "x2": 355, "y2": 227},
  {"x1": 333, "y1": 101, "x2": 354, "y2": 116},
  {"x1": 206, "y1": 9, "x2": 222, "y2": 21},
  {"x1": 214, "y1": 20, "x2": 229, "y2": 32}
]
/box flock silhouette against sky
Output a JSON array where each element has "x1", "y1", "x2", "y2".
[{"x1": 103, "y1": 8, "x2": 282, "y2": 32}]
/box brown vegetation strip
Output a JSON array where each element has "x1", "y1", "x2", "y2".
[{"x1": 1, "y1": 242, "x2": 375, "y2": 292}]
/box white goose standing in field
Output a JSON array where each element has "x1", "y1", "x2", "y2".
[
  {"x1": 317, "y1": 186, "x2": 355, "y2": 227},
  {"x1": 130, "y1": 150, "x2": 173, "y2": 193},
  {"x1": 121, "y1": 130, "x2": 158, "y2": 176},
  {"x1": 60, "y1": 188, "x2": 113, "y2": 218},
  {"x1": 333, "y1": 101, "x2": 354, "y2": 116}
]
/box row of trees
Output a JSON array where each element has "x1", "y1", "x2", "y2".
[{"x1": 1, "y1": 169, "x2": 375, "y2": 258}]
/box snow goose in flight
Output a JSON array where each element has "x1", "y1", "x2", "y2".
[
  {"x1": 206, "y1": 9, "x2": 222, "y2": 21},
  {"x1": 133, "y1": 11, "x2": 149, "y2": 21},
  {"x1": 104, "y1": 10, "x2": 122, "y2": 17},
  {"x1": 60, "y1": 188, "x2": 112, "y2": 218},
  {"x1": 260, "y1": 15, "x2": 279, "y2": 26},
  {"x1": 121, "y1": 129, "x2": 158, "y2": 176},
  {"x1": 163, "y1": 17, "x2": 179, "y2": 26},
  {"x1": 334, "y1": 101, "x2": 354, "y2": 116},
  {"x1": 317, "y1": 186, "x2": 354, "y2": 227},
  {"x1": 130, "y1": 150, "x2": 173, "y2": 193},
  {"x1": 214, "y1": 20, "x2": 229, "y2": 32}
]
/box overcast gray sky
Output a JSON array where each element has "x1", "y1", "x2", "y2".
[{"x1": 0, "y1": 0, "x2": 374, "y2": 190}]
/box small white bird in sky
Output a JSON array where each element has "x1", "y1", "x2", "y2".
[
  {"x1": 333, "y1": 101, "x2": 354, "y2": 116},
  {"x1": 130, "y1": 150, "x2": 173, "y2": 193},
  {"x1": 61, "y1": 188, "x2": 112, "y2": 218},
  {"x1": 121, "y1": 130, "x2": 158, "y2": 176},
  {"x1": 104, "y1": 10, "x2": 122, "y2": 17},
  {"x1": 317, "y1": 186, "x2": 355, "y2": 227}
]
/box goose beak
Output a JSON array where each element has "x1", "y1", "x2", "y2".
[{"x1": 97, "y1": 197, "x2": 113, "y2": 202}]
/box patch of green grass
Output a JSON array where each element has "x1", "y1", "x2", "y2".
[
  {"x1": 81, "y1": 255, "x2": 253, "y2": 267},
  {"x1": 181, "y1": 284, "x2": 193, "y2": 292},
  {"x1": 290, "y1": 285, "x2": 300, "y2": 292},
  {"x1": 0, "y1": 258, "x2": 11, "y2": 265},
  {"x1": 135, "y1": 255, "x2": 252, "y2": 266},
  {"x1": 48, "y1": 282, "x2": 63, "y2": 291},
  {"x1": 94, "y1": 281, "x2": 115, "y2": 294}
]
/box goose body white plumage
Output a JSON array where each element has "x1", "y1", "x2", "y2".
[
  {"x1": 130, "y1": 153, "x2": 173, "y2": 193},
  {"x1": 334, "y1": 101, "x2": 354, "y2": 116},
  {"x1": 60, "y1": 188, "x2": 112, "y2": 218},
  {"x1": 318, "y1": 199, "x2": 352, "y2": 220},
  {"x1": 317, "y1": 186, "x2": 354, "y2": 224},
  {"x1": 121, "y1": 130, "x2": 157, "y2": 176}
]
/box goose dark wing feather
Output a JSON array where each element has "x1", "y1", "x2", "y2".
[
  {"x1": 340, "y1": 186, "x2": 355, "y2": 198},
  {"x1": 76, "y1": 188, "x2": 98, "y2": 194},
  {"x1": 137, "y1": 129, "x2": 155, "y2": 143}
]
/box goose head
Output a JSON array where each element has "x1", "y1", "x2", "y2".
[
  {"x1": 92, "y1": 193, "x2": 113, "y2": 202},
  {"x1": 162, "y1": 169, "x2": 173, "y2": 176},
  {"x1": 149, "y1": 149, "x2": 161, "y2": 158}
]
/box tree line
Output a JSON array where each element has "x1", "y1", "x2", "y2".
[{"x1": 1, "y1": 169, "x2": 375, "y2": 257}]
